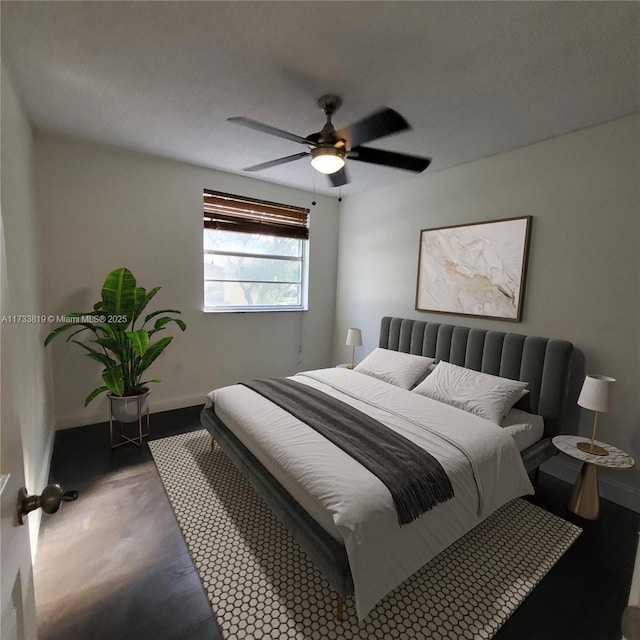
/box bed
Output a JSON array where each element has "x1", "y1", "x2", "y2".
[{"x1": 200, "y1": 316, "x2": 573, "y2": 620}]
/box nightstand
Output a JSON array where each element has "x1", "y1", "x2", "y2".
[{"x1": 552, "y1": 435, "x2": 635, "y2": 520}]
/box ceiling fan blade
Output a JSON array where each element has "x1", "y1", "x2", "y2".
[
  {"x1": 328, "y1": 167, "x2": 349, "y2": 187},
  {"x1": 349, "y1": 146, "x2": 431, "y2": 173},
  {"x1": 243, "y1": 152, "x2": 310, "y2": 172},
  {"x1": 228, "y1": 117, "x2": 311, "y2": 146},
  {"x1": 336, "y1": 107, "x2": 410, "y2": 149}
]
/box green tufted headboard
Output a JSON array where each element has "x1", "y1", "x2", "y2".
[{"x1": 379, "y1": 316, "x2": 574, "y2": 440}]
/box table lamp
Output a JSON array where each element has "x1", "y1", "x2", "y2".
[
  {"x1": 345, "y1": 328, "x2": 362, "y2": 369},
  {"x1": 576, "y1": 374, "x2": 616, "y2": 456}
]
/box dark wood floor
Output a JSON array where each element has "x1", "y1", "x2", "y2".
[
  {"x1": 35, "y1": 407, "x2": 222, "y2": 640},
  {"x1": 35, "y1": 406, "x2": 638, "y2": 640}
]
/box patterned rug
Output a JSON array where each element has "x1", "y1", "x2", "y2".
[{"x1": 149, "y1": 430, "x2": 581, "y2": 640}]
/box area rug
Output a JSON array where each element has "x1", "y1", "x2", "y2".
[{"x1": 149, "y1": 430, "x2": 581, "y2": 640}]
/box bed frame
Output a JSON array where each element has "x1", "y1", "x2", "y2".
[{"x1": 200, "y1": 316, "x2": 573, "y2": 616}]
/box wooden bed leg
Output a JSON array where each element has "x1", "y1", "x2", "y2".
[
  {"x1": 336, "y1": 593, "x2": 344, "y2": 623},
  {"x1": 210, "y1": 435, "x2": 215, "y2": 451}
]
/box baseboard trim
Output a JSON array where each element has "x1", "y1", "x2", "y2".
[
  {"x1": 54, "y1": 393, "x2": 206, "y2": 430},
  {"x1": 542, "y1": 455, "x2": 640, "y2": 513}
]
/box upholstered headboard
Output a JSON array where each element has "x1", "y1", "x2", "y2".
[{"x1": 379, "y1": 317, "x2": 573, "y2": 440}]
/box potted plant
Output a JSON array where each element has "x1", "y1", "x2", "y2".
[{"x1": 45, "y1": 267, "x2": 186, "y2": 422}]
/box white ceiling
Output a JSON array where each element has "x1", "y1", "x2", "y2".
[{"x1": 2, "y1": 1, "x2": 639, "y2": 196}]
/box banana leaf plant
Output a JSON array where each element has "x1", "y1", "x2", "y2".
[{"x1": 45, "y1": 268, "x2": 186, "y2": 406}]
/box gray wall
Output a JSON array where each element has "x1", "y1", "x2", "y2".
[
  {"x1": 334, "y1": 114, "x2": 640, "y2": 511},
  {"x1": 35, "y1": 134, "x2": 340, "y2": 428}
]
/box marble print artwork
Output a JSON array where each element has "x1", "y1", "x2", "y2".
[{"x1": 416, "y1": 217, "x2": 530, "y2": 320}]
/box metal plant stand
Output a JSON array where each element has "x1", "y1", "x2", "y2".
[{"x1": 109, "y1": 394, "x2": 150, "y2": 448}]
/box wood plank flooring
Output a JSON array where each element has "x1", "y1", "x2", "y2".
[{"x1": 34, "y1": 406, "x2": 638, "y2": 640}]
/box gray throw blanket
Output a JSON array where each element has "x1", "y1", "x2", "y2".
[{"x1": 241, "y1": 377, "x2": 454, "y2": 526}]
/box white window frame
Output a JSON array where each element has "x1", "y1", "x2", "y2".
[{"x1": 203, "y1": 191, "x2": 310, "y2": 313}]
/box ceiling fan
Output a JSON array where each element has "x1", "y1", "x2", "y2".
[{"x1": 228, "y1": 95, "x2": 431, "y2": 187}]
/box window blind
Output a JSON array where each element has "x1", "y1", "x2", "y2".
[{"x1": 203, "y1": 190, "x2": 309, "y2": 240}]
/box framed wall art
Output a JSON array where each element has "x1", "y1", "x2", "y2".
[{"x1": 415, "y1": 216, "x2": 531, "y2": 321}]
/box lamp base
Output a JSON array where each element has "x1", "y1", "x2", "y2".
[
  {"x1": 346, "y1": 364, "x2": 355, "y2": 370},
  {"x1": 576, "y1": 441, "x2": 608, "y2": 456}
]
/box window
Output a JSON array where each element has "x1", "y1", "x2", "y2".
[{"x1": 203, "y1": 190, "x2": 310, "y2": 312}]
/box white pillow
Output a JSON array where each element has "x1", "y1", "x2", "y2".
[
  {"x1": 412, "y1": 361, "x2": 529, "y2": 424},
  {"x1": 354, "y1": 348, "x2": 436, "y2": 390}
]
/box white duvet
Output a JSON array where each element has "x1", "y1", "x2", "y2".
[{"x1": 205, "y1": 368, "x2": 534, "y2": 620}]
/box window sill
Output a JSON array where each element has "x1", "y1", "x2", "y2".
[{"x1": 203, "y1": 306, "x2": 308, "y2": 314}]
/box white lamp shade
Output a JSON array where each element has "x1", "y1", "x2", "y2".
[
  {"x1": 345, "y1": 328, "x2": 363, "y2": 347},
  {"x1": 577, "y1": 375, "x2": 616, "y2": 413}
]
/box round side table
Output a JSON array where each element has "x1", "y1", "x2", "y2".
[{"x1": 552, "y1": 435, "x2": 635, "y2": 520}]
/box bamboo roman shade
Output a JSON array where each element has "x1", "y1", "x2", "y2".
[{"x1": 203, "y1": 190, "x2": 309, "y2": 240}]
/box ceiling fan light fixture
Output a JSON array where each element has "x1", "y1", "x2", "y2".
[
  {"x1": 310, "y1": 147, "x2": 345, "y2": 175},
  {"x1": 230, "y1": 96, "x2": 430, "y2": 186}
]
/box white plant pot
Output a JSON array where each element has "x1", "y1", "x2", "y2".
[{"x1": 108, "y1": 388, "x2": 151, "y2": 423}]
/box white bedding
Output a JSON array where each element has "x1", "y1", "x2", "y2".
[
  {"x1": 501, "y1": 408, "x2": 545, "y2": 452},
  {"x1": 205, "y1": 368, "x2": 534, "y2": 620}
]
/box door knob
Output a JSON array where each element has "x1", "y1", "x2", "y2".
[{"x1": 17, "y1": 483, "x2": 78, "y2": 525}]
